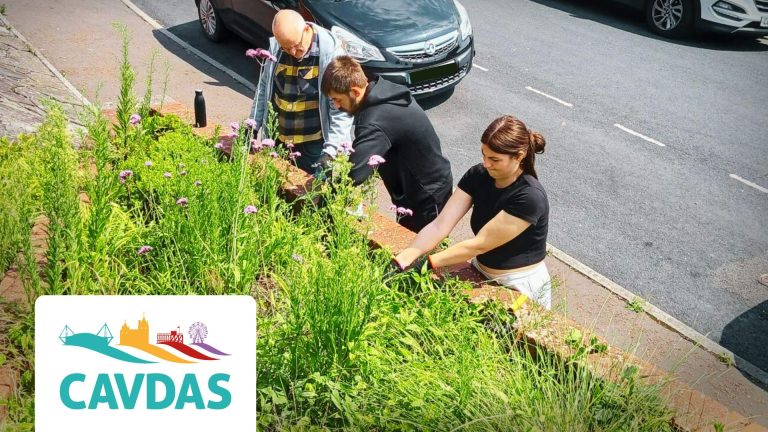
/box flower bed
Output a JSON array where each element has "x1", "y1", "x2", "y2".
[{"x1": 0, "y1": 36, "x2": 678, "y2": 431}]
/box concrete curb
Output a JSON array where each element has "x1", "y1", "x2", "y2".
[{"x1": 547, "y1": 243, "x2": 768, "y2": 387}]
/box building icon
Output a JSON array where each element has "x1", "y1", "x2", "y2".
[
  {"x1": 120, "y1": 313, "x2": 149, "y2": 346},
  {"x1": 157, "y1": 327, "x2": 183, "y2": 344}
]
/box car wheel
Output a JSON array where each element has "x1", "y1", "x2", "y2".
[
  {"x1": 198, "y1": 0, "x2": 226, "y2": 42},
  {"x1": 645, "y1": 0, "x2": 694, "y2": 37}
]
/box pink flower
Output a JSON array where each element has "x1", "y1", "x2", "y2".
[
  {"x1": 129, "y1": 114, "x2": 141, "y2": 125},
  {"x1": 250, "y1": 139, "x2": 262, "y2": 152},
  {"x1": 269, "y1": 152, "x2": 278, "y2": 158},
  {"x1": 289, "y1": 151, "x2": 301, "y2": 160},
  {"x1": 244, "y1": 119, "x2": 257, "y2": 129},
  {"x1": 389, "y1": 204, "x2": 397, "y2": 212},
  {"x1": 243, "y1": 205, "x2": 258, "y2": 215},
  {"x1": 194, "y1": 180, "x2": 202, "y2": 187},
  {"x1": 340, "y1": 141, "x2": 355, "y2": 155},
  {"x1": 262, "y1": 139, "x2": 275, "y2": 148},
  {"x1": 214, "y1": 142, "x2": 224, "y2": 150},
  {"x1": 245, "y1": 48, "x2": 276, "y2": 62},
  {"x1": 286, "y1": 141, "x2": 294, "y2": 150},
  {"x1": 230, "y1": 122, "x2": 240, "y2": 132},
  {"x1": 225, "y1": 131, "x2": 237, "y2": 139},
  {"x1": 292, "y1": 253, "x2": 304, "y2": 263},
  {"x1": 368, "y1": 155, "x2": 386, "y2": 167},
  {"x1": 176, "y1": 197, "x2": 188, "y2": 207},
  {"x1": 164, "y1": 172, "x2": 172, "y2": 179},
  {"x1": 137, "y1": 245, "x2": 153, "y2": 255},
  {"x1": 118, "y1": 169, "x2": 133, "y2": 184},
  {"x1": 396, "y1": 207, "x2": 413, "y2": 217},
  {"x1": 180, "y1": 170, "x2": 187, "y2": 176},
  {"x1": 144, "y1": 160, "x2": 153, "y2": 167}
]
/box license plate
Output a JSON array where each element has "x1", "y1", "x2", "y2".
[
  {"x1": 410, "y1": 62, "x2": 459, "y2": 84},
  {"x1": 762, "y1": 16, "x2": 768, "y2": 27}
]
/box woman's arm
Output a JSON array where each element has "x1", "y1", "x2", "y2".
[
  {"x1": 395, "y1": 189, "x2": 473, "y2": 266},
  {"x1": 429, "y1": 210, "x2": 532, "y2": 268}
]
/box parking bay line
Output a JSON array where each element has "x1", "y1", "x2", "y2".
[
  {"x1": 472, "y1": 63, "x2": 489, "y2": 71},
  {"x1": 525, "y1": 86, "x2": 573, "y2": 107},
  {"x1": 613, "y1": 123, "x2": 666, "y2": 147},
  {"x1": 729, "y1": 174, "x2": 768, "y2": 194}
]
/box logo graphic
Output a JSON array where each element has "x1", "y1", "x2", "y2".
[
  {"x1": 59, "y1": 314, "x2": 230, "y2": 364},
  {"x1": 425, "y1": 41, "x2": 437, "y2": 55}
]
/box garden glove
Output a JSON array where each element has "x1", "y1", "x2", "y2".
[
  {"x1": 407, "y1": 255, "x2": 435, "y2": 273},
  {"x1": 312, "y1": 153, "x2": 334, "y2": 182}
]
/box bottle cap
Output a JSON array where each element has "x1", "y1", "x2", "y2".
[{"x1": 195, "y1": 89, "x2": 203, "y2": 94}]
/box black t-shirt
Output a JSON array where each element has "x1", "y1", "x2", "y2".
[{"x1": 457, "y1": 164, "x2": 549, "y2": 269}]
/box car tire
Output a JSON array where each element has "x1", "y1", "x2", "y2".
[
  {"x1": 198, "y1": 0, "x2": 226, "y2": 42},
  {"x1": 645, "y1": 0, "x2": 694, "y2": 37}
]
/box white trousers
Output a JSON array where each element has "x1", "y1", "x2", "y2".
[{"x1": 471, "y1": 259, "x2": 552, "y2": 310}]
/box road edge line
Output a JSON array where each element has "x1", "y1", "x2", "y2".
[
  {"x1": 119, "y1": 0, "x2": 257, "y2": 93},
  {"x1": 0, "y1": 14, "x2": 90, "y2": 107},
  {"x1": 547, "y1": 243, "x2": 768, "y2": 386}
]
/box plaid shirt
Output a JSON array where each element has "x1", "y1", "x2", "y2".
[{"x1": 272, "y1": 32, "x2": 323, "y2": 147}]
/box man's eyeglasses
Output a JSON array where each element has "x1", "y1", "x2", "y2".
[{"x1": 280, "y1": 25, "x2": 309, "y2": 54}]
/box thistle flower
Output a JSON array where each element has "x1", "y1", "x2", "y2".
[
  {"x1": 137, "y1": 245, "x2": 153, "y2": 255},
  {"x1": 396, "y1": 207, "x2": 413, "y2": 217},
  {"x1": 129, "y1": 114, "x2": 141, "y2": 125},
  {"x1": 230, "y1": 121, "x2": 240, "y2": 132},
  {"x1": 245, "y1": 48, "x2": 276, "y2": 62},
  {"x1": 368, "y1": 155, "x2": 386, "y2": 167},
  {"x1": 292, "y1": 253, "x2": 304, "y2": 263},
  {"x1": 243, "y1": 205, "x2": 258, "y2": 215},
  {"x1": 118, "y1": 169, "x2": 133, "y2": 184},
  {"x1": 244, "y1": 118, "x2": 257, "y2": 129},
  {"x1": 262, "y1": 139, "x2": 275, "y2": 148},
  {"x1": 194, "y1": 180, "x2": 202, "y2": 187},
  {"x1": 164, "y1": 172, "x2": 172, "y2": 179},
  {"x1": 176, "y1": 197, "x2": 188, "y2": 207},
  {"x1": 144, "y1": 160, "x2": 153, "y2": 167}
]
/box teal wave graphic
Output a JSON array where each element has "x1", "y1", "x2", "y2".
[{"x1": 64, "y1": 333, "x2": 155, "y2": 364}]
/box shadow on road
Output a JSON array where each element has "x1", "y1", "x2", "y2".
[
  {"x1": 530, "y1": 0, "x2": 768, "y2": 52},
  {"x1": 720, "y1": 299, "x2": 768, "y2": 388},
  {"x1": 152, "y1": 20, "x2": 268, "y2": 99}
]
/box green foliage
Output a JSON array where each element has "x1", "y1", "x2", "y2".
[
  {"x1": 626, "y1": 297, "x2": 645, "y2": 313},
  {"x1": 717, "y1": 352, "x2": 734, "y2": 367},
  {"x1": 0, "y1": 4, "x2": 6, "y2": 16}
]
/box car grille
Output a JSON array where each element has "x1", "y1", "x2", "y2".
[
  {"x1": 409, "y1": 63, "x2": 469, "y2": 95},
  {"x1": 387, "y1": 31, "x2": 459, "y2": 64},
  {"x1": 757, "y1": 0, "x2": 768, "y2": 12}
]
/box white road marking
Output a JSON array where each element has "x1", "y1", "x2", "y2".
[
  {"x1": 120, "y1": 0, "x2": 257, "y2": 92},
  {"x1": 472, "y1": 63, "x2": 489, "y2": 71},
  {"x1": 525, "y1": 86, "x2": 573, "y2": 107},
  {"x1": 613, "y1": 123, "x2": 666, "y2": 147},
  {"x1": 729, "y1": 174, "x2": 768, "y2": 194}
]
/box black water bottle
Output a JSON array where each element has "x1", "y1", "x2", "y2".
[{"x1": 194, "y1": 89, "x2": 207, "y2": 127}]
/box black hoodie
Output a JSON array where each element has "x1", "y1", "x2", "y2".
[{"x1": 349, "y1": 77, "x2": 453, "y2": 220}]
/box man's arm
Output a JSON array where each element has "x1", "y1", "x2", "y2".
[
  {"x1": 249, "y1": 39, "x2": 278, "y2": 128},
  {"x1": 347, "y1": 124, "x2": 391, "y2": 185}
]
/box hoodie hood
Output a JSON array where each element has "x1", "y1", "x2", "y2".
[{"x1": 363, "y1": 77, "x2": 412, "y2": 109}]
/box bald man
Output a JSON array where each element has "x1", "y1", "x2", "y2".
[{"x1": 250, "y1": 10, "x2": 352, "y2": 175}]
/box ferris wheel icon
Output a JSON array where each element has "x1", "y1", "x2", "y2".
[{"x1": 188, "y1": 322, "x2": 208, "y2": 344}]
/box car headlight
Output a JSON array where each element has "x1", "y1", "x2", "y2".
[
  {"x1": 454, "y1": 0, "x2": 472, "y2": 41},
  {"x1": 331, "y1": 26, "x2": 385, "y2": 63}
]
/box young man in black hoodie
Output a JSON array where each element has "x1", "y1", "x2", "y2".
[{"x1": 320, "y1": 56, "x2": 453, "y2": 232}]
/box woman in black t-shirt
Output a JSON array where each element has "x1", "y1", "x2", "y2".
[{"x1": 394, "y1": 115, "x2": 552, "y2": 309}]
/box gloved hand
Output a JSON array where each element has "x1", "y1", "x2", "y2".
[
  {"x1": 408, "y1": 255, "x2": 435, "y2": 273},
  {"x1": 312, "y1": 153, "x2": 334, "y2": 181}
]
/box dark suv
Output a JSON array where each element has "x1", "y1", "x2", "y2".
[{"x1": 196, "y1": 0, "x2": 475, "y2": 96}]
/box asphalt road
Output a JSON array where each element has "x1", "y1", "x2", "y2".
[{"x1": 83, "y1": 0, "x2": 768, "y2": 372}]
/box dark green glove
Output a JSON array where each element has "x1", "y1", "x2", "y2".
[
  {"x1": 408, "y1": 255, "x2": 435, "y2": 273},
  {"x1": 312, "y1": 153, "x2": 334, "y2": 181}
]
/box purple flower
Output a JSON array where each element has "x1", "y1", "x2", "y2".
[
  {"x1": 250, "y1": 139, "x2": 262, "y2": 152},
  {"x1": 144, "y1": 160, "x2": 153, "y2": 167},
  {"x1": 243, "y1": 205, "x2": 258, "y2": 215},
  {"x1": 285, "y1": 141, "x2": 294, "y2": 149},
  {"x1": 244, "y1": 118, "x2": 257, "y2": 129},
  {"x1": 396, "y1": 207, "x2": 413, "y2": 217},
  {"x1": 389, "y1": 204, "x2": 397, "y2": 212},
  {"x1": 180, "y1": 170, "x2": 187, "y2": 176},
  {"x1": 245, "y1": 48, "x2": 277, "y2": 62},
  {"x1": 269, "y1": 152, "x2": 278, "y2": 158},
  {"x1": 214, "y1": 142, "x2": 224, "y2": 150},
  {"x1": 368, "y1": 155, "x2": 386, "y2": 167},
  {"x1": 129, "y1": 114, "x2": 141, "y2": 125},
  {"x1": 230, "y1": 122, "x2": 240, "y2": 132},
  {"x1": 137, "y1": 245, "x2": 153, "y2": 255},
  {"x1": 118, "y1": 169, "x2": 133, "y2": 184},
  {"x1": 164, "y1": 172, "x2": 172, "y2": 179},
  {"x1": 176, "y1": 197, "x2": 188, "y2": 207},
  {"x1": 262, "y1": 139, "x2": 275, "y2": 148},
  {"x1": 292, "y1": 253, "x2": 304, "y2": 263},
  {"x1": 289, "y1": 151, "x2": 301, "y2": 160},
  {"x1": 225, "y1": 131, "x2": 237, "y2": 139},
  {"x1": 340, "y1": 141, "x2": 355, "y2": 155},
  {"x1": 194, "y1": 180, "x2": 202, "y2": 187}
]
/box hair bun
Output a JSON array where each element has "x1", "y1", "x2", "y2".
[{"x1": 530, "y1": 131, "x2": 546, "y2": 154}]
